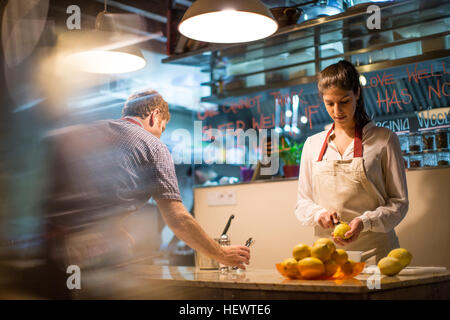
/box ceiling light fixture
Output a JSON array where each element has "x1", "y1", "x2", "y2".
[
  {"x1": 359, "y1": 74, "x2": 367, "y2": 86},
  {"x1": 66, "y1": 0, "x2": 146, "y2": 74},
  {"x1": 298, "y1": 0, "x2": 344, "y2": 23},
  {"x1": 178, "y1": 0, "x2": 278, "y2": 43}
]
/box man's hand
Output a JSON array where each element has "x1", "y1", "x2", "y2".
[
  {"x1": 217, "y1": 245, "x2": 251, "y2": 270},
  {"x1": 332, "y1": 217, "x2": 363, "y2": 246},
  {"x1": 318, "y1": 210, "x2": 340, "y2": 229},
  {"x1": 156, "y1": 198, "x2": 251, "y2": 270}
]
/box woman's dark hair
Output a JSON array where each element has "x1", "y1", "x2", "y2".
[{"x1": 317, "y1": 60, "x2": 371, "y2": 128}]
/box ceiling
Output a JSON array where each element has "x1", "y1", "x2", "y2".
[
  {"x1": 41, "y1": 0, "x2": 313, "y2": 116},
  {"x1": 48, "y1": 0, "x2": 312, "y2": 55},
  {"x1": 6, "y1": 0, "x2": 449, "y2": 134}
]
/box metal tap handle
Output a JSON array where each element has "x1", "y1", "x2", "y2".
[{"x1": 221, "y1": 214, "x2": 235, "y2": 236}]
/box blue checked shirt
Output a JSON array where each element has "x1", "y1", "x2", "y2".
[{"x1": 44, "y1": 119, "x2": 181, "y2": 228}]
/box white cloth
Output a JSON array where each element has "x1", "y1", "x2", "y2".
[{"x1": 295, "y1": 121, "x2": 409, "y2": 233}]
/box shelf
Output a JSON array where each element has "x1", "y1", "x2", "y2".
[
  {"x1": 163, "y1": 0, "x2": 450, "y2": 122},
  {"x1": 200, "y1": 49, "x2": 450, "y2": 104},
  {"x1": 200, "y1": 5, "x2": 450, "y2": 71},
  {"x1": 407, "y1": 165, "x2": 450, "y2": 171},
  {"x1": 162, "y1": 0, "x2": 449, "y2": 67}
]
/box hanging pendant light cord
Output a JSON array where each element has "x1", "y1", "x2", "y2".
[{"x1": 104, "y1": 0, "x2": 108, "y2": 12}]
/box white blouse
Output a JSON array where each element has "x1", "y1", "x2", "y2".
[{"x1": 294, "y1": 121, "x2": 409, "y2": 233}]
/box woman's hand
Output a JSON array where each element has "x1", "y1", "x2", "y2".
[
  {"x1": 317, "y1": 211, "x2": 340, "y2": 229},
  {"x1": 332, "y1": 217, "x2": 364, "y2": 246}
]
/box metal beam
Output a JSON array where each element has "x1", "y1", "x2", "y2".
[
  {"x1": 174, "y1": 0, "x2": 192, "y2": 7},
  {"x1": 95, "y1": 0, "x2": 168, "y2": 23}
]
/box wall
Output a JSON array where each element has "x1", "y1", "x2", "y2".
[{"x1": 194, "y1": 168, "x2": 450, "y2": 269}]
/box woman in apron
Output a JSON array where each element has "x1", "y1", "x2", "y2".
[{"x1": 294, "y1": 60, "x2": 409, "y2": 264}]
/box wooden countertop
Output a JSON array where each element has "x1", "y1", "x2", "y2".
[
  {"x1": 1, "y1": 261, "x2": 449, "y2": 299},
  {"x1": 127, "y1": 265, "x2": 450, "y2": 295}
]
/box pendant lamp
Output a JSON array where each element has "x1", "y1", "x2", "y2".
[
  {"x1": 66, "y1": 0, "x2": 146, "y2": 74},
  {"x1": 178, "y1": 0, "x2": 278, "y2": 43}
]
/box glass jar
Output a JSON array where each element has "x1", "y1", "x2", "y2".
[
  {"x1": 435, "y1": 129, "x2": 449, "y2": 149},
  {"x1": 397, "y1": 133, "x2": 409, "y2": 154},
  {"x1": 408, "y1": 133, "x2": 422, "y2": 152},
  {"x1": 437, "y1": 151, "x2": 450, "y2": 167},
  {"x1": 421, "y1": 131, "x2": 436, "y2": 151},
  {"x1": 422, "y1": 151, "x2": 437, "y2": 167},
  {"x1": 218, "y1": 235, "x2": 230, "y2": 273},
  {"x1": 409, "y1": 153, "x2": 423, "y2": 168}
]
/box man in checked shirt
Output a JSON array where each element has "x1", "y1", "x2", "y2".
[{"x1": 40, "y1": 90, "x2": 250, "y2": 298}]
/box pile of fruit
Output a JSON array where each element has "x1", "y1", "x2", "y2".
[
  {"x1": 276, "y1": 238, "x2": 364, "y2": 280},
  {"x1": 378, "y1": 248, "x2": 413, "y2": 276}
]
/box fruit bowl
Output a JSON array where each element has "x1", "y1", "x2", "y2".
[{"x1": 275, "y1": 261, "x2": 365, "y2": 280}]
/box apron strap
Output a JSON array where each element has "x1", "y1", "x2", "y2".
[
  {"x1": 317, "y1": 123, "x2": 335, "y2": 162},
  {"x1": 317, "y1": 123, "x2": 363, "y2": 161},
  {"x1": 354, "y1": 124, "x2": 363, "y2": 158},
  {"x1": 122, "y1": 117, "x2": 144, "y2": 128}
]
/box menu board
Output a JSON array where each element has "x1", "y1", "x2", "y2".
[{"x1": 197, "y1": 57, "x2": 450, "y2": 141}]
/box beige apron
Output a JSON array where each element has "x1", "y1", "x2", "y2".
[{"x1": 312, "y1": 124, "x2": 399, "y2": 264}]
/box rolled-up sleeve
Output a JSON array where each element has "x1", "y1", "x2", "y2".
[
  {"x1": 294, "y1": 137, "x2": 327, "y2": 226},
  {"x1": 359, "y1": 132, "x2": 409, "y2": 233},
  {"x1": 148, "y1": 144, "x2": 182, "y2": 201}
]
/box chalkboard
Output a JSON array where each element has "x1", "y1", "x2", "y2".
[{"x1": 197, "y1": 57, "x2": 450, "y2": 141}]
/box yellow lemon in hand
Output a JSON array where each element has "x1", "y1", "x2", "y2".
[
  {"x1": 331, "y1": 249, "x2": 348, "y2": 266},
  {"x1": 324, "y1": 260, "x2": 339, "y2": 277},
  {"x1": 292, "y1": 244, "x2": 311, "y2": 261},
  {"x1": 333, "y1": 223, "x2": 351, "y2": 239},
  {"x1": 313, "y1": 238, "x2": 336, "y2": 254},
  {"x1": 298, "y1": 257, "x2": 325, "y2": 279},
  {"x1": 388, "y1": 248, "x2": 412, "y2": 269},
  {"x1": 311, "y1": 243, "x2": 333, "y2": 262},
  {"x1": 378, "y1": 256, "x2": 403, "y2": 276},
  {"x1": 281, "y1": 258, "x2": 299, "y2": 277}
]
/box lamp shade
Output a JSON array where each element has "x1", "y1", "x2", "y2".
[
  {"x1": 67, "y1": 46, "x2": 146, "y2": 74},
  {"x1": 178, "y1": 0, "x2": 278, "y2": 43},
  {"x1": 65, "y1": 12, "x2": 147, "y2": 74}
]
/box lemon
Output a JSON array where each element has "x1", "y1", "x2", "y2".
[
  {"x1": 311, "y1": 243, "x2": 333, "y2": 262},
  {"x1": 331, "y1": 249, "x2": 348, "y2": 266},
  {"x1": 341, "y1": 259, "x2": 355, "y2": 275},
  {"x1": 388, "y1": 248, "x2": 412, "y2": 269},
  {"x1": 378, "y1": 256, "x2": 403, "y2": 276},
  {"x1": 281, "y1": 258, "x2": 299, "y2": 277},
  {"x1": 292, "y1": 244, "x2": 311, "y2": 261},
  {"x1": 313, "y1": 238, "x2": 336, "y2": 254},
  {"x1": 298, "y1": 257, "x2": 325, "y2": 279},
  {"x1": 324, "y1": 260, "x2": 338, "y2": 277},
  {"x1": 333, "y1": 223, "x2": 351, "y2": 239}
]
